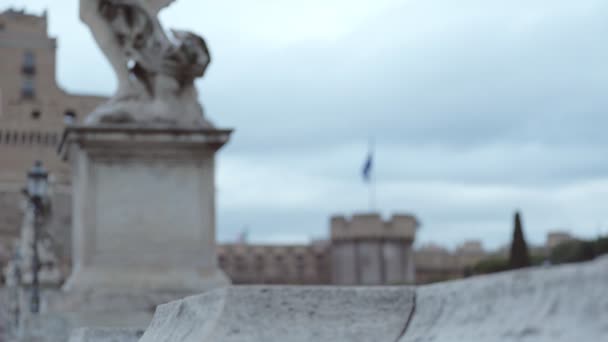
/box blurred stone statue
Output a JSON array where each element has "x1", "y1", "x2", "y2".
[{"x1": 80, "y1": 0, "x2": 213, "y2": 126}]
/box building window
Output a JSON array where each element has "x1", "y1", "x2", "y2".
[
  {"x1": 23, "y1": 51, "x2": 36, "y2": 75},
  {"x1": 31, "y1": 110, "x2": 41, "y2": 119},
  {"x1": 64, "y1": 110, "x2": 76, "y2": 125},
  {"x1": 21, "y1": 78, "x2": 35, "y2": 99}
]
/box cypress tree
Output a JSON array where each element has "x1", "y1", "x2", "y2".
[{"x1": 509, "y1": 211, "x2": 531, "y2": 269}]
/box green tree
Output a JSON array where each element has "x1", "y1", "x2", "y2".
[
  {"x1": 594, "y1": 236, "x2": 608, "y2": 256},
  {"x1": 472, "y1": 257, "x2": 509, "y2": 275},
  {"x1": 551, "y1": 239, "x2": 597, "y2": 264},
  {"x1": 509, "y1": 211, "x2": 531, "y2": 269}
]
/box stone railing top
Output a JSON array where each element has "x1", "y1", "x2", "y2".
[
  {"x1": 133, "y1": 257, "x2": 608, "y2": 342},
  {"x1": 140, "y1": 286, "x2": 416, "y2": 342}
]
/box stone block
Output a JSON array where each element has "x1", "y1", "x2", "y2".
[
  {"x1": 140, "y1": 286, "x2": 416, "y2": 342},
  {"x1": 58, "y1": 125, "x2": 232, "y2": 293},
  {"x1": 400, "y1": 256, "x2": 608, "y2": 342}
]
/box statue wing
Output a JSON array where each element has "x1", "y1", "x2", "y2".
[{"x1": 146, "y1": 0, "x2": 176, "y2": 14}]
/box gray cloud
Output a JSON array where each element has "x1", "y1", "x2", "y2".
[{"x1": 207, "y1": 0, "x2": 608, "y2": 151}]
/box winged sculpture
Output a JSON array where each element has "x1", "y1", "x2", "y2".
[{"x1": 80, "y1": 0, "x2": 213, "y2": 126}]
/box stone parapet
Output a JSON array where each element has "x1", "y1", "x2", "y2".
[
  {"x1": 141, "y1": 257, "x2": 608, "y2": 342},
  {"x1": 140, "y1": 286, "x2": 416, "y2": 342},
  {"x1": 400, "y1": 256, "x2": 608, "y2": 341}
]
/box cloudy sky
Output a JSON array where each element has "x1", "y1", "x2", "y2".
[{"x1": 2, "y1": 0, "x2": 608, "y2": 249}]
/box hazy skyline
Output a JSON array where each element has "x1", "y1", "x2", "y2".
[{"x1": 2, "y1": 0, "x2": 608, "y2": 249}]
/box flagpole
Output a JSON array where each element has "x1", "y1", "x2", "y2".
[
  {"x1": 369, "y1": 138, "x2": 375, "y2": 213},
  {"x1": 370, "y1": 173, "x2": 375, "y2": 212}
]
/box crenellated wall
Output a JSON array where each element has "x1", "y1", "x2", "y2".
[{"x1": 330, "y1": 213, "x2": 418, "y2": 285}]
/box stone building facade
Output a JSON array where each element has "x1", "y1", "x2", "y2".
[
  {"x1": 414, "y1": 240, "x2": 486, "y2": 283},
  {"x1": 218, "y1": 243, "x2": 331, "y2": 285},
  {"x1": 0, "y1": 9, "x2": 105, "y2": 257},
  {"x1": 546, "y1": 231, "x2": 575, "y2": 250},
  {"x1": 330, "y1": 214, "x2": 418, "y2": 285}
]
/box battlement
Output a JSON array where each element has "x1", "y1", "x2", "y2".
[
  {"x1": 330, "y1": 213, "x2": 418, "y2": 241},
  {"x1": 0, "y1": 9, "x2": 47, "y2": 36}
]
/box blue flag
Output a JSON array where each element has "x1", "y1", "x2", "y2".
[{"x1": 362, "y1": 152, "x2": 373, "y2": 182}]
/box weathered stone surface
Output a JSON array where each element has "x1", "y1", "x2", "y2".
[
  {"x1": 59, "y1": 126, "x2": 231, "y2": 293},
  {"x1": 139, "y1": 286, "x2": 416, "y2": 342},
  {"x1": 68, "y1": 328, "x2": 143, "y2": 342},
  {"x1": 400, "y1": 256, "x2": 608, "y2": 342},
  {"x1": 135, "y1": 258, "x2": 608, "y2": 342}
]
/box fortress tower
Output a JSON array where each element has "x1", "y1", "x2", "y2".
[{"x1": 330, "y1": 213, "x2": 418, "y2": 285}]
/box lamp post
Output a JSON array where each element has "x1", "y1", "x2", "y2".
[{"x1": 25, "y1": 160, "x2": 48, "y2": 314}]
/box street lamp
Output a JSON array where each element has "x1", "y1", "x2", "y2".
[
  {"x1": 25, "y1": 160, "x2": 48, "y2": 314},
  {"x1": 27, "y1": 160, "x2": 48, "y2": 201}
]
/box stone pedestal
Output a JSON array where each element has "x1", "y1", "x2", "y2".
[
  {"x1": 29, "y1": 125, "x2": 234, "y2": 340},
  {"x1": 59, "y1": 125, "x2": 231, "y2": 293}
]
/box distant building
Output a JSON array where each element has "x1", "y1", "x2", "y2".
[
  {"x1": 546, "y1": 231, "x2": 575, "y2": 250},
  {"x1": 0, "y1": 9, "x2": 105, "y2": 185},
  {"x1": 414, "y1": 243, "x2": 460, "y2": 283},
  {"x1": 217, "y1": 213, "x2": 419, "y2": 285},
  {"x1": 0, "y1": 9, "x2": 105, "y2": 260},
  {"x1": 330, "y1": 213, "x2": 418, "y2": 285},
  {"x1": 217, "y1": 243, "x2": 330, "y2": 285},
  {"x1": 454, "y1": 240, "x2": 486, "y2": 268},
  {"x1": 414, "y1": 240, "x2": 491, "y2": 283}
]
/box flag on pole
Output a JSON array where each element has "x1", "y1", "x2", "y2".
[
  {"x1": 362, "y1": 151, "x2": 373, "y2": 182},
  {"x1": 362, "y1": 139, "x2": 376, "y2": 210}
]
